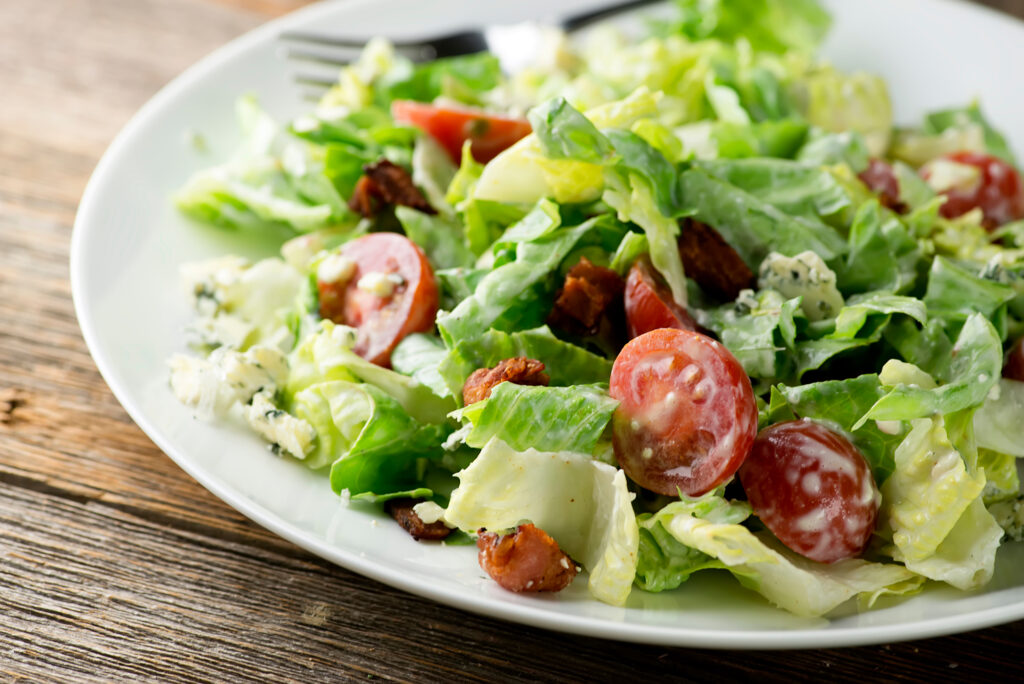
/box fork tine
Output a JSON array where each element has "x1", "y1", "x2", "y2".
[
  {"x1": 280, "y1": 30, "x2": 428, "y2": 53},
  {"x1": 293, "y1": 73, "x2": 338, "y2": 89},
  {"x1": 283, "y1": 47, "x2": 355, "y2": 68}
]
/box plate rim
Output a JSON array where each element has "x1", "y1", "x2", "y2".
[{"x1": 70, "y1": 0, "x2": 1024, "y2": 649}]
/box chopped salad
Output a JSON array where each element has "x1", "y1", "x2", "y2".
[{"x1": 168, "y1": 0, "x2": 1024, "y2": 617}]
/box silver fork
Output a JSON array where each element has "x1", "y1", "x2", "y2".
[{"x1": 281, "y1": 0, "x2": 664, "y2": 97}]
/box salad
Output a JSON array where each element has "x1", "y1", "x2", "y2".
[{"x1": 167, "y1": 0, "x2": 1024, "y2": 617}]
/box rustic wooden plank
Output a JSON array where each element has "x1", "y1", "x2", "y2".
[{"x1": 4, "y1": 480, "x2": 1024, "y2": 682}]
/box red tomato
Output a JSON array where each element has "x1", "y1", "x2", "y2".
[
  {"x1": 1003, "y1": 337, "x2": 1024, "y2": 382},
  {"x1": 857, "y1": 158, "x2": 902, "y2": 210},
  {"x1": 739, "y1": 420, "x2": 880, "y2": 564},
  {"x1": 624, "y1": 257, "x2": 698, "y2": 339},
  {"x1": 920, "y1": 151, "x2": 1024, "y2": 229},
  {"x1": 317, "y1": 233, "x2": 438, "y2": 367},
  {"x1": 391, "y1": 100, "x2": 532, "y2": 164},
  {"x1": 609, "y1": 328, "x2": 758, "y2": 496}
]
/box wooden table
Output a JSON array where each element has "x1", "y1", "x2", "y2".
[{"x1": 4, "y1": 0, "x2": 1024, "y2": 679}]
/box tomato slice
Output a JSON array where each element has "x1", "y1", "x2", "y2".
[
  {"x1": 391, "y1": 100, "x2": 532, "y2": 164},
  {"x1": 739, "y1": 420, "x2": 880, "y2": 563},
  {"x1": 624, "y1": 257, "x2": 697, "y2": 339},
  {"x1": 609, "y1": 328, "x2": 758, "y2": 496},
  {"x1": 317, "y1": 233, "x2": 439, "y2": 367},
  {"x1": 920, "y1": 151, "x2": 1024, "y2": 229}
]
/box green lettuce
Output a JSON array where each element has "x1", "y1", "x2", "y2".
[
  {"x1": 670, "y1": 0, "x2": 831, "y2": 54},
  {"x1": 287, "y1": 321, "x2": 454, "y2": 424},
  {"x1": 861, "y1": 313, "x2": 1002, "y2": 424},
  {"x1": 390, "y1": 333, "x2": 451, "y2": 400},
  {"x1": 678, "y1": 167, "x2": 847, "y2": 269},
  {"x1": 879, "y1": 414, "x2": 1001, "y2": 590},
  {"x1": 462, "y1": 383, "x2": 617, "y2": 454},
  {"x1": 634, "y1": 518, "x2": 726, "y2": 592},
  {"x1": 438, "y1": 326, "x2": 615, "y2": 402},
  {"x1": 974, "y1": 379, "x2": 1024, "y2": 458},
  {"x1": 396, "y1": 207, "x2": 475, "y2": 271},
  {"x1": 436, "y1": 215, "x2": 627, "y2": 345},
  {"x1": 645, "y1": 495, "x2": 922, "y2": 617},
  {"x1": 833, "y1": 200, "x2": 922, "y2": 295},
  {"x1": 444, "y1": 438, "x2": 639, "y2": 606}
]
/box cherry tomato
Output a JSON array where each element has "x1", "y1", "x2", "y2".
[
  {"x1": 391, "y1": 100, "x2": 532, "y2": 164},
  {"x1": 739, "y1": 420, "x2": 879, "y2": 564},
  {"x1": 1003, "y1": 336, "x2": 1024, "y2": 382},
  {"x1": 624, "y1": 257, "x2": 698, "y2": 339},
  {"x1": 920, "y1": 151, "x2": 1024, "y2": 229},
  {"x1": 317, "y1": 233, "x2": 438, "y2": 367},
  {"x1": 609, "y1": 328, "x2": 758, "y2": 496},
  {"x1": 857, "y1": 158, "x2": 902, "y2": 210}
]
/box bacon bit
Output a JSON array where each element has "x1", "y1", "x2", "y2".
[
  {"x1": 858, "y1": 158, "x2": 906, "y2": 213},
  {"x1": 476, "y1": 523, "x2": 578, "y2": 593},
  {"x1": 385, "y1": 498, "x2": 452, "y2": 541},
  {"x1": 677, "y1": 219, "x2": 755, "y2": 302},
  {"x1": 548, "y1": 257, "x2": 626, "y2": 335},
  {"x1": 462, "y1": 357, "x2": 549, "y2": 405},
  {"x1": 347, "y1": 159, "x2": 436, "y2": 218}
]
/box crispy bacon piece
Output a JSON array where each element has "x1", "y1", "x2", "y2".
[
  {"x1": 858, "y1": 158, "x2": 905, "y2": 213},
  {"x1": 462, "y1": 357, "x2": 549, "y2": 405},
  {"x1": 385, "y1": 498, "x2": 452, "y2": 541},
  {"x1": 347, "y1": 159, "x2": 436, "y2": 218},
  {"x1": 677, "y1": 219, "x2": 756, "y2": 301},
  {"x1": 548, "y1": 257, "x2": 626, "y2": 335},
  {"x1": 476, "y1": 523, "x2": 578, "y2": 593}
]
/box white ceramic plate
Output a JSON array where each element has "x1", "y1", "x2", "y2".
[{"x1": 72, "y1": 0, "x2": 1024, "y2": 649}]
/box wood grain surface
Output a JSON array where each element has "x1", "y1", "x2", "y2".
[{"x1": 3, "y1": 0, "x2": 1024, "y2": 681}]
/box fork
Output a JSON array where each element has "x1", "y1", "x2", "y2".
[{"x1": 281, "y1": 0, "x2": 664, "y2": 95}]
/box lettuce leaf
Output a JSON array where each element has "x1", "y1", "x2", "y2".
[
  {"x1": 880, "y1": 415, "x2": 985, "y2": 564},
  {"x1": 923, "y1": 102, "x2": 1016, "y2": 165},
  {"x1": 670, "y1": 0, "x2": 831, "y2": 54},
  {"x1": 396, "y1": 207, "x2": 475, "y2": 271},
  {"x1": 861, "y1": 313, "x2": 1002, "y2": 424},
  {"x1": 646, "y1": 495, "x2": 922, "y2": 617},
  {"x1": 317, "y1": 382, "x2": 449, "y2": 495},
  {"x1": 436, "y1": 215, "x2": 626, "y2": 345},
  {"x1": 287, "y1": 321, "x2": 454, "y2": 424},
  {"x1": 444, "y1": 438, "x2": 639, "y2": 606},
  {"x1": 462, "y1": 383, "x2": 617, "y2": 454},
  {"x1": 390, "y1": 333, "x2": 451, "y2": 400},
  {"x1": 634, "y1": 518, "x2": 725, "y2": 592},
  {"x1": 438, "y1": 326, "x2": 614, "y2": 403},
  {"x1": 695, "y1": 158, "x2": 854, "y2": 224},
  {"x1": 678, "y1": 167, "x2": 847, "y2": 269},
  {"x1": 974, "y1": 379, "x2": 1024, "y2": 458},
  {"x1": 833, "y1": 200, "x2": 922, "y2": 295}
]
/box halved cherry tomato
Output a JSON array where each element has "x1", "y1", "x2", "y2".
[
  {"x1": 739, "y1": 420, "x2": 879, "y2": 564},
  {"x1": 920, "y1": 151, "x2": 1024, "y2": 229},
  {"x1": 609, "y1": 328, "x2": 758, "y2": 496},
  {"x1": 858, "y1": 158, "x2": 902, "y2": 210},
  {"x1": 391, "y1": 100, "x2": 532, "y2": 164},
  {"x1": 624, "y1": 257, "x2": 697, "y2": 339},
  {"x1": 317, "y1": 233, "x2": 438, "y2": 367}
]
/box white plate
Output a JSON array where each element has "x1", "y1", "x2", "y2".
[{"x1": 71, "y1": 0, "x2": 1024, "y2": 649}]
